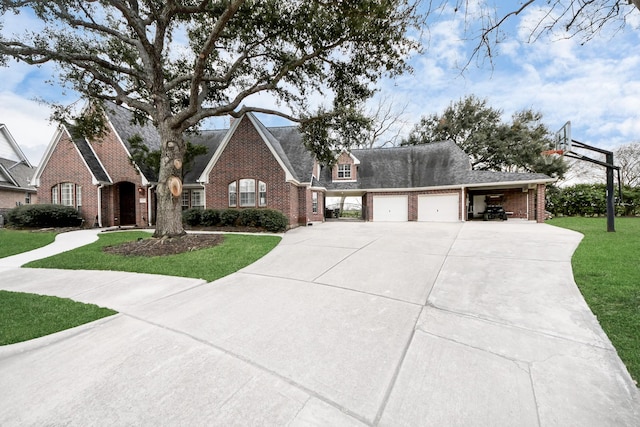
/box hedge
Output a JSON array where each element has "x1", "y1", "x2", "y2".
[
  {"x1": 546, "y1": 184, "x2": 640, "y2": 217},
  {"x1": 182, "y1": 208, "x2": 288, "y2": 232},
  {"x1": 6, "y1": 204, "x2": 84, "y2": 228}
]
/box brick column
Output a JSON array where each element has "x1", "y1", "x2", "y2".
[{"x1": 536, "y1": 184, "x2": 546, "y2": 223}]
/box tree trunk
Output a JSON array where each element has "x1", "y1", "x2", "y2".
[{"x1": 153, "y1": 123, "x2": 186, "y2": 238}]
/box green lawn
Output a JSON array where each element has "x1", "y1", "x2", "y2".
[
  {"x1": 0, "y1": 290, "x2": 116, "y2": 345},
  {"x1": 0, "y1": 229, "x2": 57, "y2": 258},
  {"x1": 549, "y1": 217, "x2": 640, "y2": 385},
  {"x1": 25, "y1": 231, "x2": 281, "y2": 282}
]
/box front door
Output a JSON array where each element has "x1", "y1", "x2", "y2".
[{"x1": 118, "y1": 182, "x2": 136, "y2": 225}]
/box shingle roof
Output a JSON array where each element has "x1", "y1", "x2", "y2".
[
  {"x1": 267, "y1": 126, "x2": 314, "y2": 182},
  {"x1": 249, "y1": 117, "x2": 303, "y2": 182},
  {"x1": 93, "y1": 103, "x2": 553, "y2": 190},
  {"x1": 103, "y1": 102, "x2": 161, "y2": 181},
  {"x1": 0, "y1": 158, "x2": 37, "y2": 191},
  {"x1": 70, "y1": 133, "x2": 111, "y2": 183},
  {"x1": 318, "y1": 141, "x2": 471, "y2": 189},
  {"x1": 460, "y1": 170, "x2": 552, "y2": 186},
  {"x1": 182, "y1": 130, "x2": 227, "y2": 184}
]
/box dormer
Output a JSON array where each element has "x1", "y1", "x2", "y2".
[{"x1": 332, "y1": 150, "x2": 360, "y2": 182}]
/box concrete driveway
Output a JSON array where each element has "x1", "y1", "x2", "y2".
[{"x1": 0, "y1": 221, "x2": 638, "y2": 426}]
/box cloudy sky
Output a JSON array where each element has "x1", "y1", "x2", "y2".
[{"x1": 1, "y1": 2, "x2": 639, "y2": 167}]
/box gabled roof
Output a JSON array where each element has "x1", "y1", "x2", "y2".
[
  {"x1": 0, "y1": 124, "x2": 32, "y2": 167},
  {"x1": 0, "y1": 124, "x2": 37, "y2": 191},
  {"x1": 31, "y1": 125, "x2": 112, "y2": 187},
  {"x1": 198, "y1": 113, "x2": 310, "y2": 184},
  {"x1": 37, "y1": 102, "x2": 554, "y2": 191},
  {"x1": 70, "y1": 133, "x2": 111, "y2": 184},
  {"x1": 0, "y1": 158, "x2": 37, "y2": 191},
  {"x1": 182, "y1": 129, "x2": 227, "y2": 184},
  {"x1": 268, "y1": 126, "x2": 315, "y2": 183},
  {"x1": 103, "y1": 102, "x2": 161, "y2": 182}
]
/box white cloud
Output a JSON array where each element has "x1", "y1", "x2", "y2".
[{"x1": 0, "y1": 93, "x2": 56, "y2": 165}]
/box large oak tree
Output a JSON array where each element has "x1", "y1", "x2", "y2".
[{"x1": 0, "y1": 0, "x2": 420, "y2": 237}]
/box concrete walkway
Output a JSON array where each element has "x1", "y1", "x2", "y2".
[{"x1": 0, "y1": 222, "x2": 638, "y2": 426}]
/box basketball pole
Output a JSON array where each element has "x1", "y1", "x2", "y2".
[
  {"x1": 562, "y1": 140, "x2": 619, "y2": 232},
  {"x1": 606, "y1": 151, "x2": 615, "y2": 232}
]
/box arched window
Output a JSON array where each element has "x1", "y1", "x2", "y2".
[
  {"x1": 51, "y1": 182, "x2": 81, "y2": 208},
  {"x1": 228, "y1": 179, "x2": 267, "y2": 208}
]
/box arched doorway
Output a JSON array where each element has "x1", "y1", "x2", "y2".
[{"x1": 117, "y1": 181, "x2": 136, "y2": 225}]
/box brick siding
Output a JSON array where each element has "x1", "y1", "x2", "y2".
[
  {"x1": 205, "y1": 116, "x2": 314, "y2": 228},
  {"x1": 332, "y1": 151, "x2": 358, "y2": 181},
  {"x1": 37, "y1": 127, "x2": 148, "y2": 228},
  {"x1": 0, "y1": 189, "x2": 36, "y2": 210}
]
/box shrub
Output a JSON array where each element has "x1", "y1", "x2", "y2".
[
  {"x1": 200, "y1": 209, "x2": 220, "y2": 226},
  {"x1": 219, "y1": 209, "x2": 240, "y2": 226},
  {"x1": 258, "y1": 209, "x2": 288, "y2": 232},
  {"x1": 238, "y1": 209, "x2": 261, "y2": 227},
  {"x1": 182, "y1": 208, "x2": 202, "y2": 226},
  {"x1": 6, "y1": 204, "x2": 83, "y2": 228}
]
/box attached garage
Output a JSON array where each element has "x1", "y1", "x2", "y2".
[
  {"x1": 417, "y1": 193, "x2": 460, "y2": 222},
  {"x1": 373, "y1": 195, "x2": 408, "y2": 222}
]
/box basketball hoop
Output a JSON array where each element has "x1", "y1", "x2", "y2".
[
  {"x1": 541, "y1": 149, "x2": 564, "y2": 165},
  {"x1": 541, "y1": 149, "x2": 564, "y2": 156}
]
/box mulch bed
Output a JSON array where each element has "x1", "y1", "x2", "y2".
[{"x1": 103, "y1": 233, "x2": 224, "y2": 257}]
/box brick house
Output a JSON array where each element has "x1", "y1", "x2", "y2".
[
  {"x1": 0, "y1": 124, "x2": 37, "y2": 216},
  {"x1": 31, "y1": 102, "x2": 554, "y2": 228}
]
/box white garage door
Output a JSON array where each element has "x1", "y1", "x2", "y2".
[
  {"x1": 373, "y1": 195, "x2": 408, "y2": 222},
  {"x1": 418, "y1": 194, "x2": 459, "y2": 222}
]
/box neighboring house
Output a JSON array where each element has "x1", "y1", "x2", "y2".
[
  {"x1": 0, "y1": 124, "x2": 37, "y2": 215},
  {"x1": 32, "y1": 102, "x2": 554, "y2": 228}
]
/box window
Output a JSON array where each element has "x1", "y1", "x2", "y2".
[
  {"x1": 229, "y1": 179, "x2": 267, "y2": 208},
  {"x1": 61, "y1": 183, "x2": 74, "y2": 206},
  {"x1": 337, "y1": 164, "x2": 351, "y2": 179},
  {"x1": 228, "y1": 181, "x2": 237, "y2": 207},
  {"x1": 51, "y1": 183, "x2": 80, "y2": 207},
  {"x1": 182, "y1": 190, "x2": 190, "y2": 210},
  {"x1": 51, "y1": 185, "x2": 59, "y2": 204},
  {"x1": 312, "y1": 192, "x2": 318, "y2": 214},
  {"x1": 191, "y1": 189, "x2": 204, "y2": 209},
  {"x1": 258, "y1": 181, "x2": 267, "y2": 207},
  {"x1": 25, "y1": 193, "x2": 31, "y2": 204},
  {"x1": 239, "y1": 179, "x2": 255, "y2": 207},
  {"x1": 76, "y1": 185, "x2": 82, "y2": 208}
]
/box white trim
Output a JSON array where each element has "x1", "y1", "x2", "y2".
[
  {"x1": 0, "y1": 163, "x2": 19, "y2": 186},
  {"x1": 31, "y1": 124, "x2": 113, "y2": 187},
  {"x1": 352, "y1": 179, "x2": 554, "y2": 194},
  {"x1": 0, "y1": 124, "x2": 32, "y2": 167},
  {"x1": 31, "y1": 126, "x2": 64, "y2": 187},
  {"x1": 198, "y1": 116, "x2": 242, "y2": 183},
  {"x1": 247, "y1": 113, "x2": 296, "y2": 182}
]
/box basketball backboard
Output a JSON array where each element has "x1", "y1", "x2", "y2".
[{"x1": 554, "y1": 121, "x2": 572, "y2": 153}]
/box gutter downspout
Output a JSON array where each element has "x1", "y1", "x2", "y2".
[
  {"x1": 147, "y1": 184, "x2": 156, "y2": 227},
  {"x1": 96, "y1": 184, "x2": 104, "y2": 227},
  {"x1": 461, "y1": 185, "x2": 466, "y2": 222}
]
